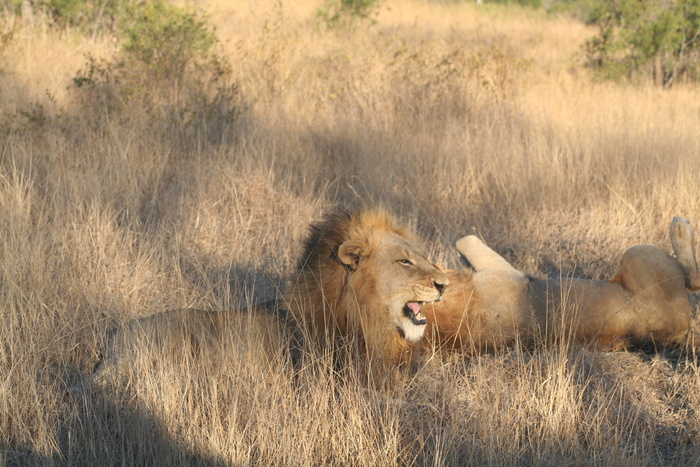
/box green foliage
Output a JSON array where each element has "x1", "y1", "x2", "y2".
[
  {"x1": 120, "y1": 1, "x2": 218, "y2": 81},
  {"x1": 0, "y1": 0, "x2": 21, "y2": 15},
  {"x1": 72, "y1": 0, "x2": 239, "y2": 144},
  {"x1": 546, "y1": 0, "x2": 599, "y2": 19},
  {"x1": 584, "y1": 0, "x2": 700, "y2": 87},
  {"x1": 317, "y1": 0, "x2": 383, "y2": 29},
  {"x1": 48, "y1": 0, "x2": 92, "y2": 21},
  {"x1": 487, "y1": 0, "x2": 543, "y2": 8},
  {"x1": 40, "y1": 0, "x2": 133, "y2": 34}
]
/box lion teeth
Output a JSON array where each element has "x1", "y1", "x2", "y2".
[{"x1": 404, "y1": 302, "x2": 427, "y2": 326}]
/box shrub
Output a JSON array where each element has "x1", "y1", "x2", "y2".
[
  {"x1": 72, "y1": 0, "x2": 239, "y2": 144},
  {"x1": 584, "y1": 0, "x2": 700, "y2": 87},
  {"x1": 317, "y1": 0, "x2": 383, "y2": 29},
  {"x1": 487, "y1": 0, "x2": 543, "y2": 8},
  {"x1": 0, "y1": 0, "x2": 21, "y2": 15},
  {"x1": 37, "y1": 0, "x2": 133, "y2": 34}
]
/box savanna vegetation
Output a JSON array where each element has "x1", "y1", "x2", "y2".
[{"x1": 1, "y1": 0, "x2": 700, "y2": 465}]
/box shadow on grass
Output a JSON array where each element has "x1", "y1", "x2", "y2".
[
  {"x1": 62, "y1": 392, "x2": 225, "y2": 466},
  {"x1": 0, "y1": 391, "x2": 224, "y2": 466}
]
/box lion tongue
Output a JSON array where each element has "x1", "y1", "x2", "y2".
[
  {"x1": 407, "y1": 302, "x2": 421, "y2": 316},
  {"x1": 406, "y1": 302, "x2": 426, "y2": 326}
]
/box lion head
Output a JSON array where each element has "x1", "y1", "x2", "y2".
[{"x1": 284, "y1": 209, "x2": 449, "y2": 371}]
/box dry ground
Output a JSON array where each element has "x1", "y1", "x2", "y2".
[{"x1": 1, "y1": 0, "x2": 700, "y2": 465}]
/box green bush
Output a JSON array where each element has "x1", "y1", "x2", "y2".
[
  {"x1": 121, "y1": 1, "x2": 217, "y2": 81},
  {"x1": 317, "y1": 0, "x2": 384, "y2": 29},
  {"x1": 487, "y1": 0, "x2": 543, "y2": 8},
  {"x1": 584, "y1": 0, "x2": 700, "y2": 87},
  {"x1": 40, "y1": 0, "x2": 133, "y2": 34},
  {"x1": 72, "y1": 0, "x2": 239, "y2": 143},
  {"x1": 0, "y1": 0, "x2": 21, "y2": 15}
]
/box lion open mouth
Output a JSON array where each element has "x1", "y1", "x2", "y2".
[{"x1": 404, "y1": 302, "x2": 427, "y2": 326}]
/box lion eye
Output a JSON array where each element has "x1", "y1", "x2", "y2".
[{"x1": 398, "y1": 259, "x2": 414, "y2": 266}]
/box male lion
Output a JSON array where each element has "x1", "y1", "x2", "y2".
[
  {"x1": 284, "y1": 209, "x2": 449, "y2": 374},
  {"x1": 424, "y1": 217, "x2": 700, "y2": 354},
  {"x1": 92, "y1": 208, "x2": 449, "y2": 385}
]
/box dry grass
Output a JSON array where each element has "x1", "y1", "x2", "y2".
[{"x1": 1, "y1": 0, "x2": 700, "y2": 465}]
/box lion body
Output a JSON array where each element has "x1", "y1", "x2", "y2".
[
  {"x1": 92, "y1": 306, "x2": 286, "y2": 386},
  {"x1": 426, "y1": 219, "x2": 699, "y2": 354}
]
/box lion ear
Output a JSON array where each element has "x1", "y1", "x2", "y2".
[{"x1": 337, "y1": 240, "x2": 368, "y2": 269}]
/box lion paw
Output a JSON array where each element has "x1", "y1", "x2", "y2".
[{"x1": 671, "y1": 217, "x2": 700, "y2": 291}]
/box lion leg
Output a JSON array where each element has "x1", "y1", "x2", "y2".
[
  {"x1": 455, "y1": 235, "x2": 526, "y2": 278},
  {"x1": 670, "y1": 217, "x2": 700, "y2": 291}
]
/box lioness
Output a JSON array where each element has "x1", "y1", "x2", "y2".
[{"x1": 425, "y1": 217, "x2": 700, "y2": 354}]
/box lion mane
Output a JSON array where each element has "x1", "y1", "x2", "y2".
[{"x1": 284, "y1": 209, "x2": 448, "y2": 374}]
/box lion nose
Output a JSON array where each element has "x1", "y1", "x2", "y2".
[{"x1": 434, "y1": 281, "x2": 446, "y2": 298}]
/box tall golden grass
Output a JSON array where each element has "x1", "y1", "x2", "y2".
[{"x1": 1, "y1": 0, "x2": 700, "y2": 464}]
